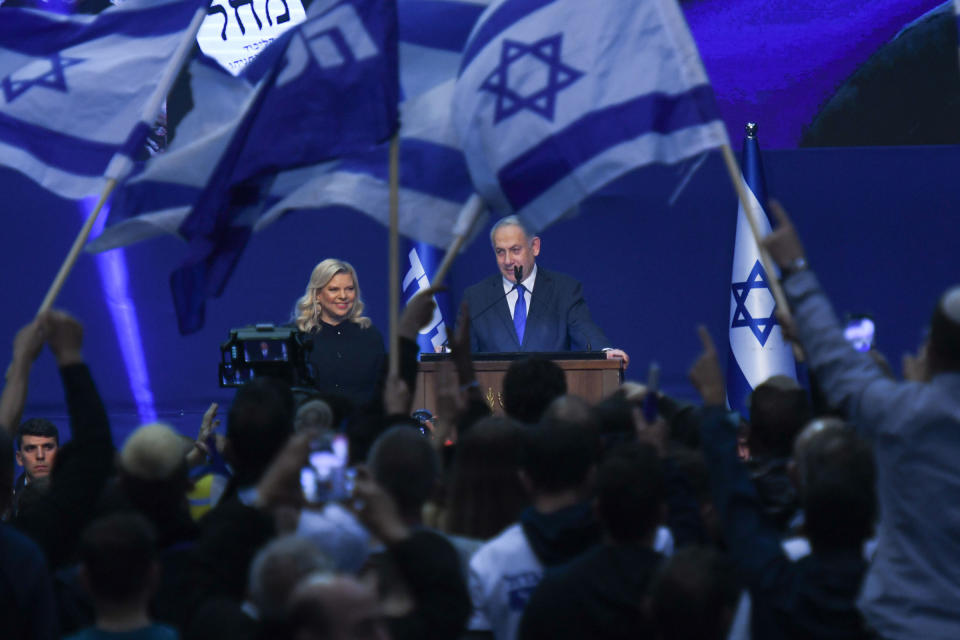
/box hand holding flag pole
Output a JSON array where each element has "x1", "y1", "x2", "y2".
[{"x1": 35, "y1": 7, "x2": 208, "y2": 316}]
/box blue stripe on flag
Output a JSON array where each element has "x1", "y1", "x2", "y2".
[
  {"x1": 337, "y1": 138, "x2": 473, "y2": 203},
  {"x1": 0, "y1": 111, "x2": 117, "y2": 175},
  {"x1": 399, "y1": 1, "x2": 485, "y2": 51},
  {"x1": 459, "y1": 0, "x2": 554, "y2": 72},
  {"x1": 0, "y1": 2, "x2": 202, "y2": 54},
  {"x1": 497, "y1": 84, "x2": 720, "y2": 211},
  {"x1": 726, "y1": 348, "x2": 754, "y2": 418}
]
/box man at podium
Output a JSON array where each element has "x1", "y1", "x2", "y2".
[{"x1": 461, "y1": 216, "x2": 629, "y2": 367}]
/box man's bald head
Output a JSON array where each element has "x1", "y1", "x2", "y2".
[
  {"x1": 928, "y1": 285, "x2": 960, "y2": 373},
  {"x1": 288, "y1": 573, "x2": 389, "y2": 640}
]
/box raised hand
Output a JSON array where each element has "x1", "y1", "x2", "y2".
[{"x1": 688, "y1": 325, "x2": 725, "y2": 406}]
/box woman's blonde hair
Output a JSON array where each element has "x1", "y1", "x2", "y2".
[{"x1": 294, "y1": 259, "x2": 371, "y2": 332}]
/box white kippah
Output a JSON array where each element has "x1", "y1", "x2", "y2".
[{"x1": 120, "y1": 422, "x2": 189, "y2": 481}]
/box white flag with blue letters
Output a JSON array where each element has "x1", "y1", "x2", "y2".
[
  {"x1": 453, "y1": 0, "x2": 729, "y2": 232},
  {"x1": 0, "y1": 0, "x2": 206, "y2": 201}
]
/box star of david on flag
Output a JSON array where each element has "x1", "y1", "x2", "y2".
[
  {"x1": 453, "y1": 0, "x2": 729, "y2": 232},
  {"x1": 731, "y1": 260, "x2": 778, "y2": 346},
  {"x1": 2, "y1": 54, "x2": 84, "y2": 103},
  {"x1": 726, "y1": 124, "x2": 798, "y2": 417},
  {"x1": 0, "y1": 0, "x2": 208, "y2": 201},
  {"x1": 480, "y1": 34, "x2": 583, "y2": 123}
]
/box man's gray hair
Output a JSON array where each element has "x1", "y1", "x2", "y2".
[
  {"x1": 247, "y1": 535, "x2": 334, "y2": 620},
  {"x1": 490, "y1": 215, "x2": 536, "y2": 246}
]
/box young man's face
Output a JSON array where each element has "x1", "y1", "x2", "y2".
[{"x1": 16, "y1": 435, "x2": 58, "y2": 480}]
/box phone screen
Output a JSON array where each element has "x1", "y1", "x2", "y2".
[
  {"x1": 300, "y1": 434, "x2": 352, "y2": 503},
  {"x1": 843, "y1": 316, "x2": 876, "y2": 353}
]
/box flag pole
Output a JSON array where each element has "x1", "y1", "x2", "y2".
[
  {"x1": 37, "y1": 179, "x2": 119, "y2": 314},
  {"x1": 430, "y1": 194, "x2": 485, "y2": 288},
  {"x1": 718, "y1": 143, "x2": 791, "y2": 319},
  {"x1": 388, "y1": 134, "x2": 401, "y2": 377},
  {"x1": 35, "y1": 7, "x2": 207, "y2": 315}
]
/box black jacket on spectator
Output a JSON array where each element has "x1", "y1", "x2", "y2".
[
  {"x1": 699, "y1": 407, "x2": 869, "y2": 640},
  {"x1": 0, "y1": 523, "x2": 59, "y2": 640},
  {"x1": 13, "y1": 364, "x2": 114, "y2": 570},
  {"x1": 185, "y1": 495, "x2": 276, "y2": 626},
  {"x1": 386, "y1": 529, "x2": 472, "y2": 640},
  {"x1": 520, "y1": 502, "x2": 600, "y2": 567},
  {"x1": 519, "y1": 544, "x2": 661, "y2": 640}
]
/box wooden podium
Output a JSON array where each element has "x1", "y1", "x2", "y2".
[{"x1": 414, "y1": 353, "x2": 623, "y2": 415}]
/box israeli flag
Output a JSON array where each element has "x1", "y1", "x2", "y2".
[
  {"x1": 401, "y1": 243, "x2": 452, "y2": 353},
  {"x1": 252, "y1": 78, "x2": 479, "y2": 249},
  {"x1": 91, "y1": 0, "x2": 488, "y2": 255},
  {"x1": 452, "y1": 0, "x2": 729, "y2": 232},
  {"x1": 0, "y1": 0, "x2": 207, "y2": 201},
  {"x1": 726, "y1": 124, "x2": 797, "y2": 416},
  {"x1": 85, "y1": 0, "x2": 399, "y2": 333}
]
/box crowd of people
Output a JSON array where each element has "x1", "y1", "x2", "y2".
[{"x1": 1, "y1": 204, "x2": 958, "y2": 640}]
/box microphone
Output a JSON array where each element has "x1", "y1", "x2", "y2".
[{"x1": 469, "y1": 266, "x2": 523, "y2": 324}]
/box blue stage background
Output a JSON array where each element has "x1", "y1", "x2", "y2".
[{"x1": 2, "y1": 144, "x2": 958, "y2": 447}]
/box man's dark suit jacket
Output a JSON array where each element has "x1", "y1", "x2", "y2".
[{"x1": 462, "y1": 267, "x2": 610, "y2": 353}]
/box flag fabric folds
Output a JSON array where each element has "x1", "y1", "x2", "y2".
[
  {"x1": 93, "y1": 0, "x2": 487, "y2": 256},
  {"x1": 725, "y1": 125, "x2": 798, "y2": 417},
  {"x1": 94, "y1": 0, "x2": 400, "y2": 334},
  {"x1": 0, "y1": 0, "x2": 207, "y2": 201},
  {"x1": 452, "y1": 0, "x2": 729, "y2": 233}
]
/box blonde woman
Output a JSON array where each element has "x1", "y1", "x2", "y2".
[{"x1": 294, "y1": 259, "x2": 385, "y2": 407}]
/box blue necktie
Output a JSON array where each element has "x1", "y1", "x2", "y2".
[{"x1": 514, "y1": 283, "x2": 527, "y2": 345}]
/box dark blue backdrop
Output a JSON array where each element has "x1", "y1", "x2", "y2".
[{"x1": 3, "y1": 144, "x2": 958, "y2": 448}]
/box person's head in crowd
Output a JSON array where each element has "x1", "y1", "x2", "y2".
[
  {"x1": 15, "y1": 418, "x2": 59, "y2": 482},
  {"x1": 489, "y1": 215, "x2": 539, "y2": 284},
  {"x1": 790, "y1": 416, "x2": 846, "y2": 468},
  {"x1": 650, "y1": 547, "x2": 739, "y2": 640},
  {"x1": 521, "y1": 418, "x2": 599, "y2": 504},
  {"x1": 115, "y1": 423, "x2": 192, "y2": 537},
  {"x1": 287, "y1": 573, "x2": 389, "y2": 640},
  {"x1": 445, "y1": 416, "x2": 528, "y2": 540},
  {"x1": 295, "y1": 398, "x2": 334, "y2": 433},
  {"x1": 543, "y1": 394, "x2": 596, "y2": 429},
  {"x1": 294, "y1": 258, "x2": 371, "y2": 332},
  {"x1": 926, "y1": 284, "x2": 960, "y2": 375},
  {"x1": 367, "y1": 425, "x2": 439, "y2": 525},
  {"x1": 747, "y1": 375, "x2": 811, "y2": 459},
  {"x1": 793, "y1": 420, "x2": 876, "y2": 552},
  {"x1": 226, "y1": 377, "x2": 295, "y2": 488},
  {"x1": 592, "y1": 391, "x2": 638, "y2": 449},
  {"x1": 503, "y1": 357, "x2": 567, "y2": 424},
  {"x1": 247, "y1": 535, "x2": 334, "y2": 621},
  {"x1": 78, "y1": 513, "x2": 161, "y2": 629},
  {"x1": 669, "y1": 447, "x2": 721, "y2": 545},
  {"x1": 595, "y1": 443, "x2": 665, "y2": 546}
]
